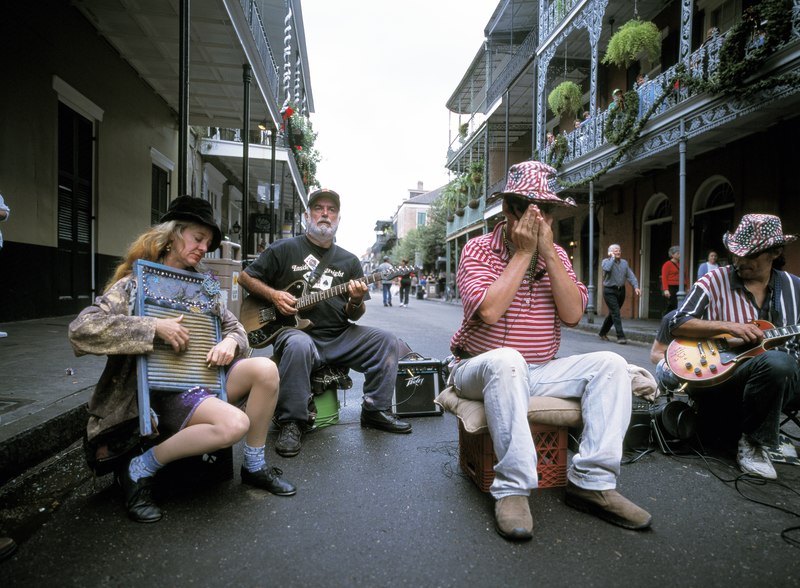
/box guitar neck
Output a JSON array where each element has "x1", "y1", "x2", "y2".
[
  {"x1": 764, "y1": 324, "x2": 800, "y2": 342},
  {"x1": 296, "y1": 273, "x2": 382, "y2": 310}
]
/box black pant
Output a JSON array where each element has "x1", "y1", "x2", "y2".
[
  {"x1": 600, "y1": 285, "x2": 626, "y2": 338},
  {"x1": 664, "y1": 285, "x2": 679, "y2": 316}
]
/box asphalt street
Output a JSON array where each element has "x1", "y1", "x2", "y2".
[{"x1": 3, "y1": 293, "x2": 800, "y2": 587}]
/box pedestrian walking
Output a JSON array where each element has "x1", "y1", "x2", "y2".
[
  {"x1": 398, "y1": 259, "x2": 411, "y2": 307},
  {"x1": 661, "y1": 245, "x2": 684, "y2": 316},
  {"x1": 378, "y1": 255, "x2": 393, "y2": 306},
  {"x1": 598, "y1": 244, "x2": 640, "y2": 344}
]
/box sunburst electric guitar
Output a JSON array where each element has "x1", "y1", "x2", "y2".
[
  {"x1": 240, "y1": 266, "x2": 411, "y2": 348},
  {"x1": 665, "y1": 320, "x2": 800, "y2": 387}
]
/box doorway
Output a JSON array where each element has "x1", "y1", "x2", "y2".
[
  {"x1": 642, "y1": 196, "x2": 672, "y2": 319},
  {"x1": 56, "y1": 101, "x2": 94, "y2": 314}
]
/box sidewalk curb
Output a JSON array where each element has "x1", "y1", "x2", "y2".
[{"x1": 0, "y1": 395, "x2": 89, "y2": 486}]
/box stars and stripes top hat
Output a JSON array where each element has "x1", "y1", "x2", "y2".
[
  {"x1": 487, "y1": 160, "x2": 577, "y2": 208},
  {"x1": 722, "y1": 213, "x2": 797, "y2": 257}
]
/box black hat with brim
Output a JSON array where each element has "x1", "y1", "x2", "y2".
[{"x1": 159, "y1": 196, "x2": 222, "y2": 252}]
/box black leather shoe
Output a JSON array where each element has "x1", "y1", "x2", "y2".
[
  {"x1": 119, "y1": 468, "x2": 162, "y2": 523},
  {"x1": 599, "y1": 334, "x2": 610, "y2": 341},
  {"x1": 241, "y1": 466, "x2": 297, "y2": 496},
  {"x1": 275, "y1": 421, "x2": 303, "y2": 457},
  {"x1": 360, "y1": 409, "x2": 412, "y2": 434}
]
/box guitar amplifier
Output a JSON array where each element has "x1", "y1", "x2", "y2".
[{"x1": 393, "y1": 358, "x2": 445, "y2": 417}]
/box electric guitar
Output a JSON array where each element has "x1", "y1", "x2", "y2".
[
  {"x1": 240, "y1": 266, "x2": 411, "y2": 348},
  {"x1": 665, "y1": 320, "x2": 800, "y2": 387}
]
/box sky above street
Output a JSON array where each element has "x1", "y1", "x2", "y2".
[{"x1": 301, "y1": 1, "x2": 498, "y2": 258}]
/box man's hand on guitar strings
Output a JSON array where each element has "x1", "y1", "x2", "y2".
[
  {"x1": 723, "y1": 320, "x2": 765, "y2": 344},
  {"x1": 347, "y1": 279, "x2": 368, "y2": 300},
  {"x1": 273, "y1": 289, "x2": 299, "y2": 316}
]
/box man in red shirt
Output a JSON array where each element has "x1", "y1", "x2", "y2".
[{"x1": 450, "y1": 161, "x2": 651, "y2": 541}]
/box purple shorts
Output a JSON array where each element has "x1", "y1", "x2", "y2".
[{"x1": 151, "y1": 386, "x2": 215, "y2": 437}]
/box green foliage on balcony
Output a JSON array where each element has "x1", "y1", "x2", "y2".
[
  {"x1": 285, "y1": 108, "x2": 321, "y2": 190},
  {"x1": 548, "y1": 81, "x2": 583, "y2": 120},
  {"x1": 602, "y1": 19, "x2": 661, "y2": 69}
]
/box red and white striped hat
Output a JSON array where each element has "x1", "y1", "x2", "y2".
[{"x1": 488, "y1": 160, "x2": 576, "y2": 208}]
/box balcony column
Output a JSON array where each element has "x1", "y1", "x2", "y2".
[
  {"x1": 678, "y1": 120, "x2": 688, "y2": 305},
  {"x1": 586, "y1": 180, "x2": 596, "y2": 322},
  {"x1": 270, "y1": 127, "x2": 277, "y2": 244},
  {"x1": 679, "y1": 0, "x2": 694, "y2": 64},
  {"x1": 536, "y1": 44, "x2": 555, "y2": 154},
  {"x1": 587, "y1": 0, "x2": 604, "y2": 117},
  {"x1": 178, "y1": 0, "x2": 189, "y2": 195},
  {"x1": 242, "y1": 63, "x2": 251, "y2": 257}
]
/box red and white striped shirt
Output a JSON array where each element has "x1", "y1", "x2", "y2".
[{"x1": 450, "y1": 221, "x2": 588, "y2": 364}]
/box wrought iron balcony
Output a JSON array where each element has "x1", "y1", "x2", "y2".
[
  {"x1": 238, "y1": 0, "x2": 281, "y2": 103},
  {"x1": 545, "y1": 25, "x2": 800, "y2": 175},
  {"x1": 540, "y1": 0, "x2": 581, "y2": 41}
]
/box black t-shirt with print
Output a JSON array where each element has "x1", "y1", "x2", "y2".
[{"x1": 244, "y1": 235, "x2": 369, "y2": 339}]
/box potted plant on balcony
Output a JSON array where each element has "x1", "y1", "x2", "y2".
[
  {"x1": 468, "y1": 160, "x2": 484, "y2": 188},
  {"x1": 458, "y1": 122, "x2": 469, "y2": 139},
  {"x1": 602, "y1": 19, "x2": 661, "y2": 69},
  {"x1": 548, "y1": 81, "x2": 583, "y2": 122}
]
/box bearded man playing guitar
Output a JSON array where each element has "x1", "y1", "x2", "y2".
[
  {"x1": 238, "y1": 189, "x2": 412, "y2": 458},
  {"x1": 668, "y1": 214, "x2": 800, "y2": 479}
]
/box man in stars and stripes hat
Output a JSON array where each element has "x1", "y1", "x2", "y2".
[
  {"x1": 670, "y1": 213, "x2": 800, "y2": 480},
  {"x1": 447, "y1": 160, "x2": 651, "y2": 541}
]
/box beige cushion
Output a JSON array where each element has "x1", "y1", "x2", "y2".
[{"x1": 434, "y1": 386, "x2": 582, "y2": 434}]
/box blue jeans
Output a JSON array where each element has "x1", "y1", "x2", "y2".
[
  {"x1": 382, "y1": 283, "x2": 392, "y2": 306},
  {"x1": 451, "y1": 348, "x2": 631, "y2": 498}
]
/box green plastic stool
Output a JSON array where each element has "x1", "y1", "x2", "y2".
[{"x1": 311, "y1": 387, "x2": 339, "y2": 429}]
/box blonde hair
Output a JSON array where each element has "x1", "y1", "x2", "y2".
[{"x1": 104, "y1": 221, "x2": 187, "y2": 292}]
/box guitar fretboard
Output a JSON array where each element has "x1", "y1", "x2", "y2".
[
  {"x1": 764, "y1": 324, "x2": 800, "y2": 341},
  {"x1": 297, "y1": 272, "x2": 385, "y2": 310}
]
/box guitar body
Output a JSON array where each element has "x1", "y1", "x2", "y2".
[
  {"x1": 239, "y1": 267, "x2": 411, "y2": 349},
  {"x1": 665, "y1": 320, "x2": 774, "y2": 388},
  {"x1": 240, "y1": 280, "x2": 314, "y2": 348}
]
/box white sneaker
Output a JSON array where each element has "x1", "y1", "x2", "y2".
[
  {"x1": 737, "y1": 435, "x2": 777, "y2": 479},
  {"x1": 0, "y1": 331, "x2": 7, "y2": 338}
]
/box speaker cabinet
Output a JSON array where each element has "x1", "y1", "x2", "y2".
[{"x1": 393, "y1": 360, "x2": 445, "y2": 417}]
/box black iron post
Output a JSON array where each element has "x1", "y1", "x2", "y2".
[
  {"x1": 178, "y1": 0, "x2": 189, "y2": 195},
  {"x1": 242, "y1": 63, "x2": 251, "y2": 258}
]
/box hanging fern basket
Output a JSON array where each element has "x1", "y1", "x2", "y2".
[
  {"x1": 548, "y1": 81, "x2": 583, "y2": 121},
  {"x1": 602, "y1": 19, "x2": 661, "y2": 69}
]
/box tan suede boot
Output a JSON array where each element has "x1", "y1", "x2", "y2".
[
  {"x1": 565, "y1": 482, "x2": 652, "y2": 530},
  {"x1": 494, "y1": 495, "x2": 533, "y2": 541}
]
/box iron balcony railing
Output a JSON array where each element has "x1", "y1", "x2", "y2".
[
  {"x1": 540, "y1": 0, "x2": 581, "y2": 41},
  {"x1": 239, "y1": 0, "x2": 281, "y2": 103},
  {"x1": 487, "y1": 28, "x2": 539, "y2": 108},
  {"x1": 544, "y1": 26, "x2": 798, "y2": 167}
]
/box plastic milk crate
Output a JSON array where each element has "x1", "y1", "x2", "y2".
[{"x1": 458, "y1": 420, "x2": 568, "y2": 492}]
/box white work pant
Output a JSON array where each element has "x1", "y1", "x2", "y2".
[{"x1": 451, "y1": 348, "x2": 631, "y2": 498}]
